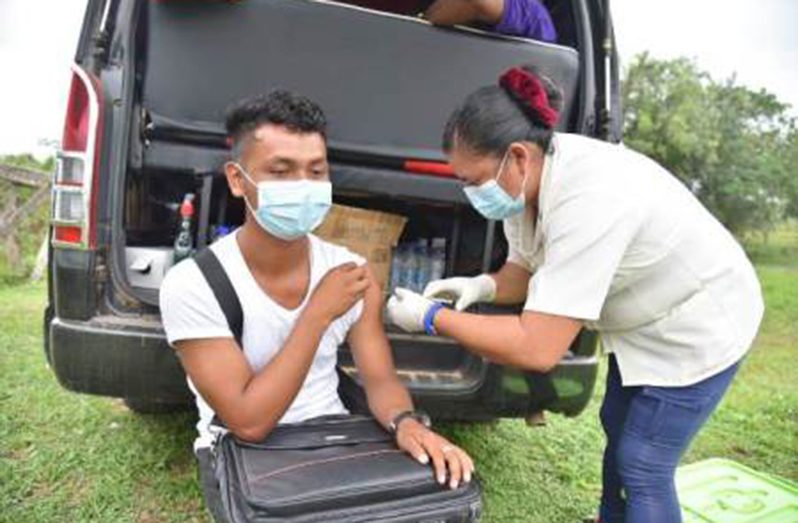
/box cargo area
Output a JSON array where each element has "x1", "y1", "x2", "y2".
[
  {"x1": 110, "y1": 0, "x2": 596, "y2": 412},
  {"x1": 121, "y1": 167, "x2": 506, "y2": 296}
]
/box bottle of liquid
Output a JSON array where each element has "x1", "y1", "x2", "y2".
[
  {"x1": 412, "y1": 238, "x2": 430, "y2": 293},
  {"x1": 173, "y1": 193, "x2": 195, "y2": 263},
  {"x1": 389, "y1": 244, "x2": 404, "y2": 293},
  {"x1": 397, "y1": 244, "x2": 413, "y2": 290},
  {"x1": 429, "y1": 237, "x2": 447, "y2": 283}
]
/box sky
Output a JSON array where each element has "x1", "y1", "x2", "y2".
[{"x1": 0, "y1": 0, "x2": 796, "y2": 159}]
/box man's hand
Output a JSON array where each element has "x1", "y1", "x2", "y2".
[
  {"x1": 386, "y1": 288, "x2": 434, "y2": 333},
  {"x1": 307, "y1": 262, "x2": 370, "y2": 323},
  {"x1": 423, "y1": 274, "x2": 497, "y2": 311},
  {"x1": 395, "y1": 419, "x2": 475, "y2": 490}
]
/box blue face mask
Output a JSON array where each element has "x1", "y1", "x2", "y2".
[
  {"x1": 463, "y1": 150, "x2": 528, "y2": 221},
  {"x1": 236, "y1": 164, "x2": 332, "y2": 241}
]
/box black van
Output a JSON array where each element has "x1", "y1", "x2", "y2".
[{"x1": 46, "y1": 0, "x2": 621, "y2": 418}]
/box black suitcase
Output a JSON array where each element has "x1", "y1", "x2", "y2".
[
  {"x1": 194, "y1": 248, "x2": 483, "y2": 522},
  {"x1": 213, "y1": 415, "x2": 482, "y2": 522}
]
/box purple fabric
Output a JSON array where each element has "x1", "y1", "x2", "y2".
[{"x1": 492, "y1": 0, "x2": 557, "y2": 43}]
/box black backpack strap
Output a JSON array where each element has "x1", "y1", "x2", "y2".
[{"x1": 194, "y1": 248, "x2": 243, "y2": 348}]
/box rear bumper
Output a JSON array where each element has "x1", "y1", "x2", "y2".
[
  {"x1": 47, "y1": 315, "x2": 599, "y2": 417},
  {"x1": 48, "y1": 317, "x2": 191, "y2": 403}
]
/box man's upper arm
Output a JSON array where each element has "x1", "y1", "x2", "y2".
[
  {"x1": 346, "y1": 265, "x2": 398, "y2": 385},
  {"x1": 160, "y1": 260, "x2": 252, "y2": 426},
  {"x1": 159, "y1": 260, "x2": 233, "y2": 346}
]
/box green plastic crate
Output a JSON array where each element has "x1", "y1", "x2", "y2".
[{"x1": 677, "y1": 458, "x2": 798, "y2": 523}]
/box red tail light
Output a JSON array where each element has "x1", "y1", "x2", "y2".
[
  {"x1": 52, "y1": 64, "x2": 103, "y2": 249},
  {"x1": 403, "y1": 160, "x2": 455, "y2": 178}
]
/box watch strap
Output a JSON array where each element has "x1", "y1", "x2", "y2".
[{"x1": 389, "y1": 410, "x2": 430, "y2": 433}]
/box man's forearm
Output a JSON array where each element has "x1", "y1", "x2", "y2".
[
  {"x1": 364, "y1": 378, "x2": 414, "y2": 431},
  {"x1": 232, "y1": 309, "x2": 330, "y2": 440}
]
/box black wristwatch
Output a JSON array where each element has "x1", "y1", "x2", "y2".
[{"x1": 389, "y1": 410, "x2": 432, "y2": 434}]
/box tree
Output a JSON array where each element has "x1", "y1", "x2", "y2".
[
  {"x1": 622, "y1": 53, "x2": 796, "y2": 236},
  {"x1": 0, "y1": 154, "x2": 54, "y2": 284}
]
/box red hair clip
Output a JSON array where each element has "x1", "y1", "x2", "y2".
[{"x1": 499, "y1": 67, "x2": 559, "y2": 129}]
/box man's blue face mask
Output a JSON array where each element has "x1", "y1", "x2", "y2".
[
  {"x1": 463, "y1": 149, "x2": 528, "y2": 221},
  {"x1": 236, "y1": 163, "x2": 332, "y2": 241}
]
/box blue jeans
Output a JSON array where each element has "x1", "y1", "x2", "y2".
[{"x1": 599, "y1": 354, "x2": 741, "y2": 523}]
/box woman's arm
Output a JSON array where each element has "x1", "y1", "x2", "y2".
[
  {"x1": 434, "y1": 309, "x2": 582, "y2": 372},
  {"x1": 490, "y1": 261, "x2": 532, "y2": 305}
]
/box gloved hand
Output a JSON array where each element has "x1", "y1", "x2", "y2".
[
  {"x1": 423, "y1": 274, "x2": 497, "y2": 311},
  {"x1": 386, "y1": 288, "x2": 435, "y2": 333}
]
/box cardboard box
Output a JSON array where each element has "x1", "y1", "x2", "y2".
[{"x1": 315, "y1": 204, "x2": 407, "y2": 289}]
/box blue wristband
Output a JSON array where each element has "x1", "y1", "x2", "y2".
[{"x1": 423, "y1": 302, "x2": 446, "y2": 336}]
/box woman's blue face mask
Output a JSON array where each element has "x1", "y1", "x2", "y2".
[
  {"x1": 463, "y1": 150, "x2": 528, "y2": 221},
  {"x1": 236, "y1": 163, "x2": 332, "y2": 241}
]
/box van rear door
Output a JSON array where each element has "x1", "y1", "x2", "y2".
[{"x1": 140, "y1": 0, "x2": 583, "y2": 164}]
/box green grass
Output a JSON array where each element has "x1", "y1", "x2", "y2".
[
  {"x1": 742, "y1": 219, "x2": 798, "y2": 268},
  {"x1": 2, "y1": 263, "x2": 797, "y2": 522},
  {"x1": 0, "y1": 283, "x2": 203, "y2": 522}
]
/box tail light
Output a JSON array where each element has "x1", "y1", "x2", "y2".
[
  {"x1": 403, "y1": 160, "x2": 455, "y2": 178},
  {"x1": 52, "y1": 64, "x2": 103, "y2": 249}
]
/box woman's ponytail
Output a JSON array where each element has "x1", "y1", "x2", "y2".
[{"x1": 443, "y1": 65, "x2": 564, "y2": 156}]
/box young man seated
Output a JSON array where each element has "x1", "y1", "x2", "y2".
[
  {"x1": 159, "y1": 90, "x2": 473, "y2": 519},
  {"x1": 423, "y1": 0, "x2": 557, "y2": 43}
]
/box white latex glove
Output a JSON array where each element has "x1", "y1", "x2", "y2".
[
  {"x1": 386, "y1": 288, "x2": 435, "y2": 333},
  {"x1": 423, "y1": 274, "x2": 497, "y2": 311}
]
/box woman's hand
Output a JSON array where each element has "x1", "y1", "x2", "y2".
[
  {"x1": 423, "y1": 274, "x2": 496, "y2": 311},
  {"x1": 386, "y1": 288, "x2": 434, "y2": 332},
  {"x1": 395, "y1": 419, "x2": 475, "y2": 490}
]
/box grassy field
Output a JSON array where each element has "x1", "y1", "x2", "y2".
[{"x1": 1, "y1": 235, "x2": 797, "y2": 522}]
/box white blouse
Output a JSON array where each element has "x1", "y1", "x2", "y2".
[{"x1": 504, "y1": 134, "x2": 763, "y2": 387}]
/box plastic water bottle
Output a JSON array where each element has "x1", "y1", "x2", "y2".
[
  {"x1": 412, "y1": 238, "x2": 430, "y2": 293},
  {"x1": 389, "y1": 245, "x2": 405, "y2": 292},
  {"x1": 173, "y1": 193, "x2": 195, "y2": 263},
  {"x1": 429, "y1": 237, "x2": 446, "y2": 282},
  {"x1": 395, "y1": 244, "x2": 413, "y2": 291}
]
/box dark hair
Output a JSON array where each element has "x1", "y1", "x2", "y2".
[
  {"x1": 225, "y1": 90, "x2": 327, "y2": 158},
  {"x1": 442, "y1": 66, "x2": 563, "y2": 157}
]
